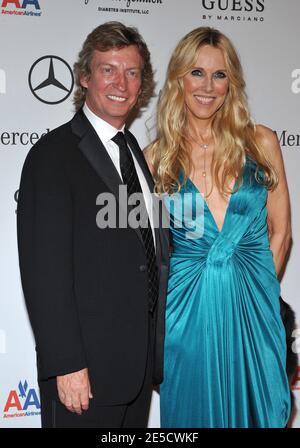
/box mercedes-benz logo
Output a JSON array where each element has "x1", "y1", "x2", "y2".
[{"x1": 28, "y1": 55, "x2": 74, "y2": 105}]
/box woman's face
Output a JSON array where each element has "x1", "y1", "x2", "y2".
[{"x1": 182, "y1": 45, "x2": 229, "y2": 125}]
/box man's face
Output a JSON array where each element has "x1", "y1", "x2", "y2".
[{"x1": 80, "y1": 45, "x2": 143, "y2": 129}]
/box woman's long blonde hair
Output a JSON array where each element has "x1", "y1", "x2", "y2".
[{"x1": 149, "y1": 27, "x2": 278, "y2": 194}]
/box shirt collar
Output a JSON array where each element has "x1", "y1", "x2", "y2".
[{"x1": 83, "y1": 103, "x2": 125, "y2": 143}]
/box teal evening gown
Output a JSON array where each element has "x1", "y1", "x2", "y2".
[{"x1": 160, "y1": 157, "x2": 291, "y2": 428}]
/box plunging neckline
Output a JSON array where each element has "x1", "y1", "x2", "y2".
[{"x1": 186, "y1": 176, "x2": 238, "y2": 234}]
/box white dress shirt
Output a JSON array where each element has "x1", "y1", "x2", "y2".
[{"x1": 83, "y1": 103, "x2": 156, "y2": 247}]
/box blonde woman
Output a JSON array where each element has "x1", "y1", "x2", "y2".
[{"x1": 145, "y1": 27, "x2": 291, "y2": 428}]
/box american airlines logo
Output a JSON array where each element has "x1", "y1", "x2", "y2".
[{"x1": 1, "y1": 0, "x2": 41, "y2": 16}]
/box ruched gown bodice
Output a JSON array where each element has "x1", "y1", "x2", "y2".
[{"x1": 160, "y1": 158, "x2": 290, "y2": 428}]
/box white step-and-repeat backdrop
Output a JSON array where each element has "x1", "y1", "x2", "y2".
[{"x1": 1, "y1": 0, "x2": 299, "y2": 428}]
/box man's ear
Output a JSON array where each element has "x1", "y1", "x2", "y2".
[{"x1": 80, "y1": 73, "x2": 89, "y2": 89}]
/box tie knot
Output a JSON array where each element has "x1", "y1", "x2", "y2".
[{"x1": 112, "y1": 131, "x2": 127, "y2": 148}]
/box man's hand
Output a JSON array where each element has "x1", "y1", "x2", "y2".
[{"x1": 56, "y1": 368, "x2": 93, "y2": 415}]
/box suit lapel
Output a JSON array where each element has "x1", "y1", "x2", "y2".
[
  {"x1": 71, "y1": 110, "x2": 145, "y2": 245},
  {"x1": 80, "y1": 131, "x2": 124, "y2": 198},
  {"x1": 71, "y1": 110, "x2": 169, "y2": 255},
  {"x1": 71, "y1": 109, "x2": 122, "y2": 197}
]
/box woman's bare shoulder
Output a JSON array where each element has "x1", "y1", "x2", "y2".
[{"x1": 255, "y1": 124, "x2": 279, "y2": 147}]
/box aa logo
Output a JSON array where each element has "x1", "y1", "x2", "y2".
[
  {"x1": 3, "y1": 380, "x2": 40, "y2": 418},
  {"x1": 1, "y1": 0, "x2": 40, "y2": 9},
  {"x1": 1, "y1": 0, "x2": 41, "y2": 16}
]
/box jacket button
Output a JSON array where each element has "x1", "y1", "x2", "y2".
[{"x1": 139, "y1": 265, "x2": 147, "y2": 272}]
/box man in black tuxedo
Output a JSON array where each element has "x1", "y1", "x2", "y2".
[{"x1": 17, "y1": 22, "x2": 169, "y2": 428}]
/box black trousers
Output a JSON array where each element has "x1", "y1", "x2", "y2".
[{"x1": 39, "y1": 313, "x2": 155, "y2": 428}]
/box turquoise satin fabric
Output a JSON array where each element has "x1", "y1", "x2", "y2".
[{"x1": 160, "y1": 157, "x2": 291, "y2": 428}]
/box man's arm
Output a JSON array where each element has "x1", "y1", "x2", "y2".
[{"x1": 17, "y1": 137, "x2": 91, "y2": 413}]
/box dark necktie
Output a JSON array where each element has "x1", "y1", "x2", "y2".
[{"x1": 112, "y1": 131, "x2": 158, "y2": 312}]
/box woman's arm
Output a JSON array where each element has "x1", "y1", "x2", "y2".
[{"x1": 257, "y1": 125, "x2": 292, "y2": 277}]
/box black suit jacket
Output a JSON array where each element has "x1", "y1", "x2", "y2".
[{"x1": 17, "y1": 109, "x2": 169, "y2": 405}]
